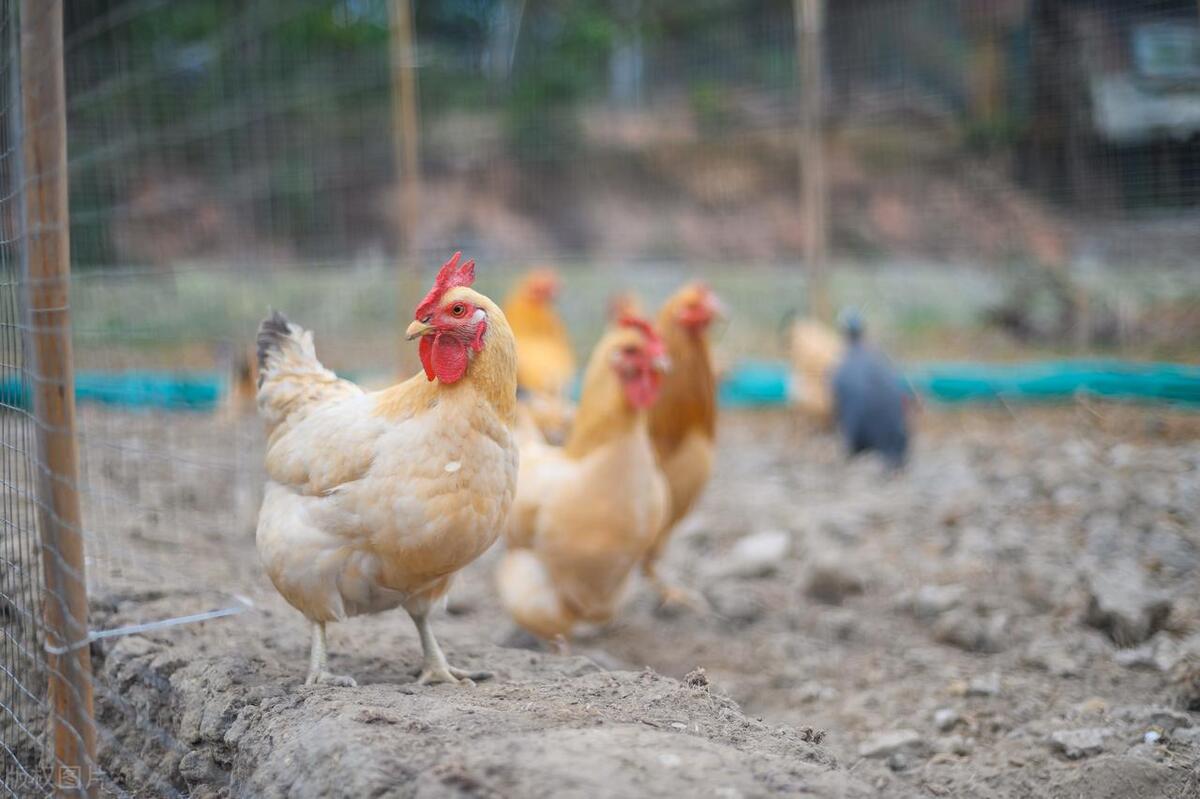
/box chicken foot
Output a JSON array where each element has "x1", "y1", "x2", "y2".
[
  {"x1": 305, "y1": 621, "x2": 357, "y2": 687},
  {"x1": 409, "y1": 611, "x2": 491, "y2": 686},
  {"x1": 642, "y1": 559, "x2": 709, "y2": 613}
]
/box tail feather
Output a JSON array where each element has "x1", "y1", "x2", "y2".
[
  {"x1": 254, "y1": 311, "x2": 360, "y2": 436},
  {"x1": 256, "y1": 310, "x2": 294, "y2": 382}
]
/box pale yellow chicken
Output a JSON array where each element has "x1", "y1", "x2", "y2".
[
  {"x1": 789, "y1": 317, "x2": 844, "y2": 428},
  {"x1": 497, "y1": 316, "x2": 670, "y2": 640},
  {"x1": 255, "y1": 252, "x2": 518, "y2": 686}
]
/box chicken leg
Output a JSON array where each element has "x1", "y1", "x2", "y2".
[
  {"x1": 642, "y1": 559, "x2": 709, "y2": 613},
  {"x1": 409, "y1": 610, "x2": 491, "y2": 686},
  {"x1": 305, "y1": 621, "x2": 357, "y2": 687}
]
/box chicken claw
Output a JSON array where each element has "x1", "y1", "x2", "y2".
[
  {"x1": 416, "y1": 665, "x2": 491, "y2": 687},
  {"x1": 653, "y1": 581, "x2": 710, "y2": 615},
  {"x1": 410, "y1": 610, "x2": 491, "y2": 687},
  {"x1": 644, "y1": 562, "x2": 709, "y2": 614},
  {"x1": 304, "y1": 621, "x2": 357, "y2": 688},
  {"x1": 307, "y1": 671, "x2": 358, "y2": 688}
]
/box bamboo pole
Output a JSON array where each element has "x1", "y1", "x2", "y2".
[
  {"x1": 794, "y1": 0, "x2": 830, "y2": 321},
  {"x1": 19, "y1": 1, "x2": 98, "y2": 796},
  {"x1": 389, "y1": 0, "x2": 422, "y2": 372}
]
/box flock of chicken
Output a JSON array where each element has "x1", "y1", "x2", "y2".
[{"x1": 252, "y1": 254, "x2": 904, "y2": 686}]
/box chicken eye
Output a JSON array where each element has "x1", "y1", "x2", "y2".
[{"x1": 451, "y1": 303, "x2": 467, "y2": 317}]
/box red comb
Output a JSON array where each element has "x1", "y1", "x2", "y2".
[
  {"x1": 414, "y1": 251, "x2": 476, "y2": 320},
  {"x1": 618, "y1": 314, "x2": 665, "y2": 355}
]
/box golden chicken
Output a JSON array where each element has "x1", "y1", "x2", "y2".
[
  {"x1": 255, "y1": 252, "x2": 518, "y2": 686},
  {"x1": 643, "y1": 283, "x2": 724, "y2": 606},
  {"x1": 217, "y1": 341, "x2": 258, "y2": 420},
  {"x1": 788, "y1": 317, "x2": 843, "y2": 428},
  {"x1": 504, "y1": 268, "x2": 577, "y2": 443},
  {"x1": 497, "y1": 316, "x2": 670, "y2": 640},
  {"x1": 504, "y1": 268, "x2": 576, "y2": 397}
]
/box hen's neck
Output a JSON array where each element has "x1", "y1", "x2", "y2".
[
  {"x1": 453, "y1": 298, "x2": 518, "y2": 424},
  {"x1": 564, "y1": 365, "x2": 644, "y2": 459},
  {"x1": 650, "y1": 317, "x2": 717, "y2": 446}
]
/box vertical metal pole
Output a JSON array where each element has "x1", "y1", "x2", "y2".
[
  {"x1": 389, "y1": 0, "x2": 422, "y2": 371},
  {"x1": 795, "y1": 0, "x2": 830, "y2": 321},
  {"x1": 19, "y1": 1, "x2": 98, "y2": 796}
]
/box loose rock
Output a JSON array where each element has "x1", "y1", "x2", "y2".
[
  {"x1": 858, "y1": 729, "x2": 926, "y2": 760},
  {"x1": 805, "y1": 559, "x2": 865, "y2": 605},
  {"x1": 912, "y1": 584, "x2": 965, "y2": 619},
  {"x1": 1084, "y1": 567, "x2": 1171, "y2": 647},
  {"x1": 933, "y1": 708, "x2": 961, "y2": 732},
  {"x1": 966, "y1": 672, "x2": 1001, "y2": 697},
  {"x1": 713, "y1": 530, "x2": 791, "y2": 579},
  {"x1": 1047, "y1": 727, "x2": 1113, "y2": 759}
]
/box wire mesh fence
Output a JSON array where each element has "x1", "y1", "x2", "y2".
[
  {"x1": 0, "y1": 0, "x2": 1197, "y2": 795},
  {"x1": 0, "y1": 2, "x2": 54, "y2": 791}
]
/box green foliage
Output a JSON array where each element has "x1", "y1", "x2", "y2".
[{"x1": 505, "y1": 1, "x2": 616, "y2": 163}]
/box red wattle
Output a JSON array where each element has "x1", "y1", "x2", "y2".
[
  {"x1": 624, "y1": 370, "x2": 660, "y2": 409},
  {"x1": 419, "y1": 335, "x2": 436, "y2": 381},
  {"x1": 430, "y1": 332, "x2": 469, "y2": 384}
]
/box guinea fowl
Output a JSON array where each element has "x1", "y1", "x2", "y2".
[{"x1": 831, "y1": 310, "x2": 910, "y2": 469}]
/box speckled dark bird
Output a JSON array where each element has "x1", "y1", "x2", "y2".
[{"x1": 831, "y1": 310, "x2": 909, "y2": 469}]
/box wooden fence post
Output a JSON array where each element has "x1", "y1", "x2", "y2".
[
  {"x1": 794, "y1": 0, "x2": 830, "y2": 321},
  {"x1": 389, "y1": 0, "x2": 422, "y2": 371},
  {"x1": 19, "y1": 1, "x2": 99, "y2": 796}
]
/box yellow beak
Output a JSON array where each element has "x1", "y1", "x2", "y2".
[{"x1": 406, "y1": 320, "x2": 434, "y2": 340}]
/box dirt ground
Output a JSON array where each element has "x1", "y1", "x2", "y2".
[{"x1": 77, "y1": 404, "x2": 1200, "y2": 798}]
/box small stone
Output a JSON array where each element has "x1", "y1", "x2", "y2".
[
  {"x1": 805, "y1": 559, "x2": 865, "y2": 605},
  {"x1": 1024, "y1": 638, "x2": 1082, "y2": 677},
  {"x1": 859, "y1": 729, "x2": 926, "y2": 759},
  {"x1": 1143, "y1": 730, "x2": 1162, "y2": 745},
  {"x1": 933, "y1": 609, "x2": 1007, "y2": 653},
  {"x1": 178, "y1": 749, "x2": 222, "y2": 785},
  {"x1": 704, "y1": 581, "x2": 763, "y2": 623},
  {"x1": 913, "y1": 585, "x2": 965, "y2": 618},
  {"x1": 1084, "y1": 567, "x2": 1171, "y2": 647},
  {"x1": 934, "y1": 735, "x2": 973, "y2": 756},
  {"x1": 1113, "y1": 706, "x2": 1193, "y2": 733},
  {"x1": 966, "y1": 672, "x2": 1001, "y2": 697},
  {"x1": 1047, "y1": 727, "x2": 1113, "y2": 759},
  {"x1": 933, "y1": 708, "x2": 961, "y2": 732},
  {"x1": 1112, "y1": 633, "x2": 1179, "y2": 672},
  {"x1": 717, "y1": 530, "x2": 790, "y2": 579},
  {"x1": 1172, "y1": 727, "x2": 1200, "y2": 745},
  {"x1": 886, "y1": 752, "x2": 909, "y2": 772}
]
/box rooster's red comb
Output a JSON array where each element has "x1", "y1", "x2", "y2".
[
  {"x1": 618, "y1": 313, "x2": 665, "y2": 356},
  {"x1": 414, "y1": 251, "x2": 476, "y2": 320}
]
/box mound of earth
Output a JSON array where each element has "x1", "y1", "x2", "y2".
[{"x1": 93, "y1": 606, "x2": 868, "y2": 799}]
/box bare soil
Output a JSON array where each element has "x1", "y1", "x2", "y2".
[{"x1": 78, "y1": 405, "x2": 1200, "y2": 798}]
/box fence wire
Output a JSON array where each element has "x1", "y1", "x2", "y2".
[
  {"x1": 0, "y1": 1, "x2": 55, "y2": 794},
  {"x1": 0, "y1": 0, "x2": 1196, "y2": 796}
]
